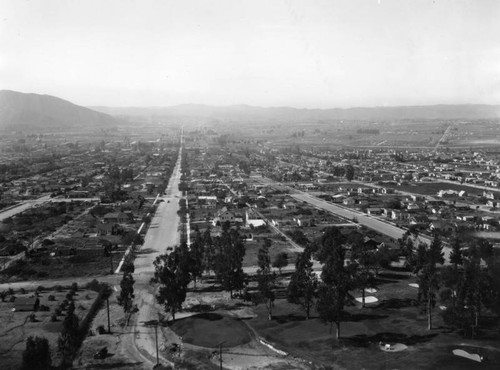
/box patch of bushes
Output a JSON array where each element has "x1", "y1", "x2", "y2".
[
  {"x1": 68, "y1": 255, "x2": 92, "y2": 264},
  {"x1": 85, "y1": 279, "x2": 100, "y2": 292}
]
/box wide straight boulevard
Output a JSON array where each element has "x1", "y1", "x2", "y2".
[{"x1": 291, "y1": 192, "x2": 451, "y2": 263}]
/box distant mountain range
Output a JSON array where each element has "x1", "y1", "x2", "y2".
[
  {"x1": 1, "y1": 90, "x2": 499, "y2": 130},
  {"x1": 0, "y1": 90, "x2": 119, "y2": 129},
  {"x1": 92, "y1": 103, "x2": 500, "y2": 123}
]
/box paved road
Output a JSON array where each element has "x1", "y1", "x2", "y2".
[
  {"x1": 119, "y1": 146, "x2": 183, "y2": 368},
  {"x1": 0, "y1": 195, "x2": 101, "y2": 223},
  {"x1": 292, "y1": 193, "x2": 413, "y2": 241},
  {"x1": 292, "y1": 192, "x2": 451, "y2": 263},
  {"x1": 0, "y1": 195, "x2": 53, "y2": 222},
  {"x1": 0, "y1": 146, "x2": 183, "y2": 368}
]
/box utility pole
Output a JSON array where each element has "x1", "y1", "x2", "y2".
[
  {"x1": 109, "y1": 252, "x2": 114, "y2": 274},
  {"x1": 217, "y1": 341, "x2": 225, "y2": 370},
  {"x1": 106, "y1": 297, "x2": 111, "y2": 333},
  {"x1": 219, "y1": 343, "x2": 222, "y2": 370},
  {"x1": 146, "y1": 319, "x2": 160, "y2": 366},
  {"x1": 155, "y1": 324, "x2": 159, "y2": 366}
]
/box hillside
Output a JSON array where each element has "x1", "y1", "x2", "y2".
[
  {"x1": 92, "y1": 103, "x2": 500, "y2": 124},
  {"x1": 0, "y1": 90, "x2": 119, "y2": 129}
]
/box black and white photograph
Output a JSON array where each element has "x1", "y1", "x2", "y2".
[{"x1": 1, "y1": 1, "x2": 500, "y2": 369}]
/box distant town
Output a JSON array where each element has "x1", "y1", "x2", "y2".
[{"x1": 1, "y1": 91, "x2": 500, "y2": 369}]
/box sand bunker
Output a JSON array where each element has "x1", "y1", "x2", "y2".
[
  {"x1": 379, "y1": 343, "x2": 408, "y2": 352},
  {"x1": 453, "y1": 349, "x2": 483, "y2": 362},
  {"x1": 355, "y1": 296, "x2": 378, "y2": 304},
  {"x1": 365, "y1": 288, "x2": 377, "y2": 293},
  {"x1": 409, "y1": 283, "x2": 419, "y2": 288}
]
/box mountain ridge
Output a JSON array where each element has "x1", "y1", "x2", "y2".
[
  {"x1": 91, "y1": 103, "x2": 500, "y2": 122},
  {"x1": 0, "y1": 90, "x2": 120, "y2": 129}
]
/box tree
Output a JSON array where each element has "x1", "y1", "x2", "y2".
[
  {"x1": 484, "y1": 257, "x2": 500, "y2": 317},
  {"x1": 122, "y1": 260, "x2": 135, "y2": 274},
  {"x1": 287, "y1": 249, "x2": 318, "y2": 319},
  {"x1": 416, "y1": 234, "x2": 444, "y2": 330},
  {"x1": 455, "y1": 246, "x2": 486, "y2": 338},
  {"x1": 22, "y1": 336, "x2": 51, "y2": 370},
  {"x1": 449, "y1": 236, "x2": 463, "y2": 269},
  {"x1": 117, "y1": 272, "x2": 135, "y2": 324},
  {"x1": 212, "y1": 228, "x2": 246, "y2": 297},
  {"x1": 58, "y1": 301, "x2": 79, "y2": 365},
  {"x1": 256, "y1": 238, "x2": 276, "y2": 320},
  {"x1": 371, "y1": 244, "x2": 398, "y2": 276},
  {"x1": 189, "y1": 231, "x2": 205, "y2": 289},
  {"x1": 315, "y1": 227, "x2": 353, "y2": 340},
  {"x1": 151, "y1": 249, "x2": 191, "y2": 322},
  {"x1": 345, "y1": 164, "x2": 355, "y2": 182},
  {"x1": 317, "y1": 282, "x2": 348, "y2": 340},
  {"x1": 272, "y1": 252, "x2": 288, "y2": 275},
  {"x1": 350, "y1": 236, "x2": 377, "y2": 307},
  {"x1": 440, "y1": 265, "x2": 461, "y2": 310}
]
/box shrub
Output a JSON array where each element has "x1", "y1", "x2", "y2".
[
  {"x1": 37, "y1": 271, "x2": 49, "y2": 278},
  {"x1": 66, "y1": 293, "x2": 74, "y2": 301},
  {"x1": 85, "y1": 279, "x2": 101, "y2": 292},
  {"x1": 36, "y1": 286, "x2": 45, "y2": 292},
  {"x1": 68, "y1": 255, "x2": 92, "y2": 264},
  {"x1": 10, "y1": 295, "x2": 16, "y2": 302},
  {"x1": 22, "y1": 336, "x2": 51, "y2": 370},
  {"x1": 55, "y1": 285, "x2": 63, "y2": 292},
  {"x1": 48, "y1": 295, "x2": 55, "y2": 301},
  {"x1": 96, "y1": 325, "x2": 106, "y2": 335},
  {"x1": 20, "y1": 288, "x2": 26, "y2": 294},
  {"x1": 39, "y1": 305, "x2": 50, "y2": 312},
  {"x1": 71, "y1": 282, "x2": 78, "y2": 292},
  {"x1": 51, "y1": 314, "x2": 58, "y2": 322},
  {"x1": 54, "y1": 307, "x2": 62, "y2": 316}
]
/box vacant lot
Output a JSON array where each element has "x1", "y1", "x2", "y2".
[
  {"x1": 0, "y1": 249, "x2": 124, "y2": 283},
  {"x1": 0, "y1": 284, "x2": 99, "y2": 369}
]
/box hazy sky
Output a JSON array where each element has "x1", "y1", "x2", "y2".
[{"x1": 1, "y1": 0, "x2": 499, "y2": 108}]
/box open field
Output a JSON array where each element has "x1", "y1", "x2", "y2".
[
  {"x1": 0, "y1": 284, "x2": 100, "y2": 369},
  {"x1": 0, "y1": 250, "x2": 125, "y2": 283},
  {"x1": 380, "y1": 181, "x2": 500, "y2": 197}
]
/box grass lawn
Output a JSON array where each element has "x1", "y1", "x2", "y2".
[
  {"x1": 170, "y1": 312, "x2": 251, "y2": 348},
  {"x1": 243, "y1": 239, "x2": 298, "y2": 268},
  {"x1": 246, "y1": 269, "x2": 500, "y2": 369}
]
